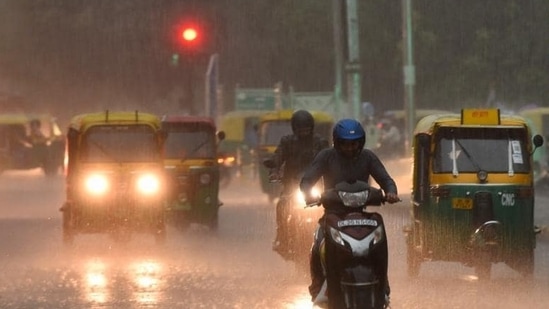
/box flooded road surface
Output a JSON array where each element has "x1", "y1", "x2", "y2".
[{"x1": 1, "y1": 159, "x2": 549, "y2": 308}]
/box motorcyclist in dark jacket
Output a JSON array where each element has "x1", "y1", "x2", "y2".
[
  {"x1": 300, "y1": 118, "x2": 400, "y2": 306},
  {"x1": 265, "y1": 110, "x2": 329, "y2": 255}
]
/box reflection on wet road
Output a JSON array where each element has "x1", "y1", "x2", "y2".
[{"x1": 1, "y1": 161, "x2": 549, "y2": 308}]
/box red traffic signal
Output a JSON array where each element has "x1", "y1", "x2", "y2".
[{"x1": 181, "y1": 27, "x2": 198, "y2": 42}]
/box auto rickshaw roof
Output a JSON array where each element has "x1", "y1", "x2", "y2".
[
  {"x1": 218, "y1": 110, "x2": 268, "y2": 141},
  {"x1": 69, "y1": 111, "x2": 161, "y2": 132},
  {"x1": 414, "y1": 110, "x2": 531, "y2": 136},
  {"x1": 259, "y1": 109, "x2": 335, "y2": 123}
]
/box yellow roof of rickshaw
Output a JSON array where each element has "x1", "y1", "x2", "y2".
[
  {"x1": 414, "y1": 111, "x2": 531, "y2": 136},
  {"x1": 218, "y1": 110, "x2": 268, "y2": 141},
  {"x1": 69, "y1": 111, "x2": 161, "y2": 132},
  {"x1": 259, "y1": 109, "x2": 335, "y2": 123}
]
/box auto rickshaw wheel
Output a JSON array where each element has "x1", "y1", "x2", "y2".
[
  {"x1": 207, "y1": 212, "x2": 219, "y2": 231},
  {"x1": 474, "y1": 250, "x2": 492, "y2": 281},
  {"x1": 512, "y1": 248, "x2": 535, "y2": 278},
  {"x1": 62, "y1": 207, "x2": 74, "y2": 246}
]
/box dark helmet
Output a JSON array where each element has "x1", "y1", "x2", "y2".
[
  {"x1": 333, "y1": 118, "x2": 365, "y2": 157},
  {"x1": 291, "y1": 110, "x2": 314, "y2": 138}
]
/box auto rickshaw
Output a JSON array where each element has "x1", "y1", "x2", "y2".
[
  {"x1": 0, "y1": 113, "x2": 64, "y2": 176},
  {"x1": 257, "y1": 109, "x2": 334, "y2": 202},
  {"x1": 217, "y1": 110, "x2": 267, "y2": 179},
  {"x1": 406, "y1": 108, "x2": 544, "y2": 279},
  {"x1": 161, "y1": 115, "x2": 221, "y2": 230},
  {"x1": 60, "y1": 111, "x2": 167, "y2": 244}
]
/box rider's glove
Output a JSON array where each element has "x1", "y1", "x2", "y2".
[{"x1": 385, "y1": 192, "x2": 401, "y2": 204}]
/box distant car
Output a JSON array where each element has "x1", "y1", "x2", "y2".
[{"x1": 0, "y1": 113, "x2": 64, "y2": 176}]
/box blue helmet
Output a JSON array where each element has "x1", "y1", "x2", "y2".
[{"x1": 333, "y1": 118, "x2": 365, "y2": 156}]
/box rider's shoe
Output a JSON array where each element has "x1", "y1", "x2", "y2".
[{"x1": 384, "y1": 293, "x2": 391, "y2": 308}]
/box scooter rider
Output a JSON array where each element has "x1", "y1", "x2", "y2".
[
  {"x1": 300, "y1": 118, "x2": 400, "y2": 305},
  {"x1": 265, "y1": 110, "x2": 329, "y2": 255}
]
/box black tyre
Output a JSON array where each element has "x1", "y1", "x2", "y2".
[
  {"x1": 207, "y1": 212, "x2": 219, "y2": 231},
  {"x1": 474, "y1": 250, "x2": 492, "y2": 281},
  {"x1": 62, "y1": 207, "x2": 74, "y2": 246}
]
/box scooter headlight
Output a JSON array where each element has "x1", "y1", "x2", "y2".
[
  {"x1": 338, "y1": 190, "x2": 369, "y2": 207},
  {"x1": 295, "y1": 187, "x2": 322, "y2": 205},
  {"x1": 136, "y1": 173, "x2": 161, "y2": 195},
  {"x1": 85, "y1": 174, "x2": 110, "y2": 195}
]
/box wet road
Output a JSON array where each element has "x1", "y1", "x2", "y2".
[{"x1": 1, "y1": 159, "x2": 549, "y2": 308}]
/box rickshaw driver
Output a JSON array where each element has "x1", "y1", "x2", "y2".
[
  {"x1": 300, "y1": 118, "x2": 400, "y2": 306},
  {"x1": 265, "y1": 110, "x2": 330, "y2": 254}
]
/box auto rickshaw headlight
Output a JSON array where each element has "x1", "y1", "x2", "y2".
[
  {"x1": 200, "y1": 173, "x2": 211, "y2": 185},
  {"x1": 85, "y1": 174, "x2": 110, "y2": 195},
  {"x1": 136, "y1": 174, "x2": 161, "y2": 195}
]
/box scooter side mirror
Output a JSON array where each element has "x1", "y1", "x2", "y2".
[{"x1": 533, "y1": 134, "x2": 544, "y2": 148}]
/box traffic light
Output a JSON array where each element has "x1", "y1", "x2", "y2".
[
  {"x1": 181, "y1": 27, "x2": 198, "y2": 42},
  {"x1": 173, "y1": 20, "x2": 208, "y2": 56}
]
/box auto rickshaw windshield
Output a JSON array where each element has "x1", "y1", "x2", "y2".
[
  {"x1": 81, "y1": 125, "x2": 160, "y2": 162},
  {"x1": 433, "y1": 127, "x2": 530, "y2": 174},
  {"x1": 164, "y1": 129, "x2": 216, "y2": 159}
]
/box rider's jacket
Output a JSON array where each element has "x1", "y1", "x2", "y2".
[
  {"x1": 300, "y1": 148, "x2": 398, "y2": 213},
  {"x1": 270, "y1": 134, "x2": 329, "y2": 191}
]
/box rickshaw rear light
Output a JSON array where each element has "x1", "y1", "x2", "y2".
[{"x1": 430, "y1": 186, "x2": 450, "y2": 197}]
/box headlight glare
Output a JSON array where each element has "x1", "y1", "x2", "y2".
[
  {"x1": 85, "y1": 174, "x2": 109, "y2": 195},
  {"x1": 137, "y1": 174, "x2": 160, "y2": 195}
]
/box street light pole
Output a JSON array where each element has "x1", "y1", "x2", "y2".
[
  {"x1": 332, "y1": 0, "x2": 345, "y2": 119},
  {"x1": 402, "y1": 0, "x2": 415, "y2": 156}
]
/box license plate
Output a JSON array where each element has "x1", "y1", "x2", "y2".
[{"x1": 452, "y1": 198, "x2": 473, "y2": 209}]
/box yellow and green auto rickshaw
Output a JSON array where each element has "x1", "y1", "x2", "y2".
[
  {"x1": 0, "y1": 113, "x2": 64, "y2": 176},
  {"x1": 161, "y1": 115, "x2": 221, "y2": 231},
  {"x1": 60, "y1": 111, "x2": 167, "y2": 244},
  {"x1": 406, "y1": 108, "x2": 544, "y2": 279},
  {"x1": 257, "y1": 109, "x2": 335, "y2": 202}
]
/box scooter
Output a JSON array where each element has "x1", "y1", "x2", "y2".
[
  {"x1": 309, "y1": 180, "x2": 389, "y2": 309},
  {"x1": 263, "y1": 158, "x2": 323, "y2": 267}
]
